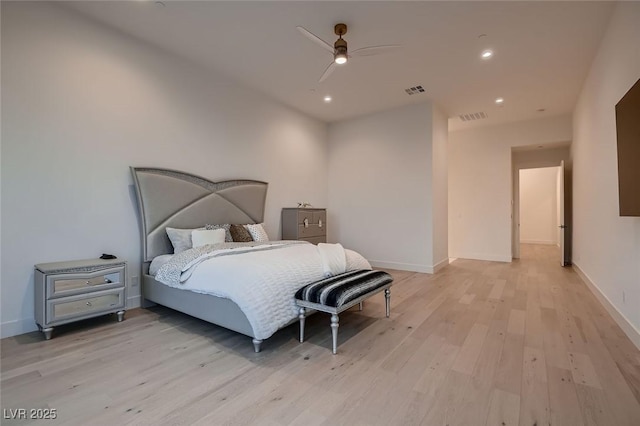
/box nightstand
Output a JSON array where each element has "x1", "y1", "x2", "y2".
[
  {"x1": 34, "y1": 258, "x2": 127, "y2": 340},
  {"x1": 282, "y1": 208, "x2": 327, "y2": 244}
]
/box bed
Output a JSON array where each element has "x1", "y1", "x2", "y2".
[{"x1": 130, "y1": 167, "x2": 369, "y2": 352}]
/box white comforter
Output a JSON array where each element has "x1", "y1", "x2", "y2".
[{"x1": 154, "y1": 242, "x2": 371, "y2": 340}]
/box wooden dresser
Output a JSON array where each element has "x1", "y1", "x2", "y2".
[{"x1": 282, "y1": 208, "x2": 327, "y2": 244}]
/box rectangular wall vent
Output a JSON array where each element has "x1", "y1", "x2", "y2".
[
  {"x1": 405, "y1": 85, "x2": 425, "y2": 95},
  {"x1": 459, "y1": 112, "x2": 487, "y2": 121}
]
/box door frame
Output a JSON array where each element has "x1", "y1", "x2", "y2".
[{"x1": 511, "y1": 145, "x2": 572, "y2": 260}]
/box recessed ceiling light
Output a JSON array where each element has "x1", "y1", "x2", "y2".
[
  {"x1": 481, "y1": 50, "x2": 493, "y2": 59},
  {"x1": 495, "y1": 97, "x2": 504, "y2": 104},
  {"x1": 323, "y1": 95, "x2": 332, "y2": 103}
]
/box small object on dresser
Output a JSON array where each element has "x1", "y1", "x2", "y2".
[
  {"x1": 297, "y1": 202, "x2": 312, "y2": 208},
  {"x1": 282, "y1": 207, "x2": 327, "y2": 244},
  {"x1": 100, "y1": 253, "x2": 117, "y2": 259},
  {"x1": 34, "y1": 258, "x2": 127, "y2": 340}
]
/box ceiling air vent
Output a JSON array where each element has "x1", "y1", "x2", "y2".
[
  {"x1": 405, "y1": 85, "x2": 425, "y2": 95},
  {"x1": 459, "y1": 112, "x2": 488, "y2": 122}
]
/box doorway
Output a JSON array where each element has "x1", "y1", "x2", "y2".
[
  {"x1": 519, "y1": 166, "x2": 562, "y2": 256},
  {"x1": 511, "y1": 144, "x2": 572, "y2": 264}
]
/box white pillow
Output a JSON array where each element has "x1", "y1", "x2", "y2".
[
  {"x1": 205, "y1": 223, "x2": 232, "y2": 242},
  {"x1": 191, "y1": 228, "x2": 226, "y2": 248},
  {"x1": 166, "y1": 227, "x2": 203, "y2": 254},
  {"x1": 244, "y1": 223, "x2": 269, "y2": 242}
]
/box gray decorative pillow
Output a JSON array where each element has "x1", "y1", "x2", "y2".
[
  {"x1": 205, "y1": 224, "x2": 232, "y2": 242},
  {"x1": 166, "y1": 227, "x2": 203, "y2": 254},
  {"x1": 230, "y1": 224, "x2": 253, "y2": 242}
]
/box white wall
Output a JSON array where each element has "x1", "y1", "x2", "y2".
[
  {"x1": 431, "y1": 106, "x2": 449, "y2": 270},
  {"x1": 519, "y1": 167, "x2": 559, "y2": 245},
  {"x1": 572, "y1": 1, "x2": 640, "y2": 344},
  {"x1": 556, "y1": 167, "x2": 562, "y2": 246},
  {"x1": 0, "y1": 2, "x2": 328, "y2": 337},
  {"x1": 327, "y1": 102, "x2": 443, "y2": 273},
  {"x1": 449, "y1": 115, "x2": 572, "y2": 262}
]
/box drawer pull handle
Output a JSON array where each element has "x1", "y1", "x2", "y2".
[
  {"x1": 85, "y1": 280, "x2": 91, "y2": 285},
  {"x1": 303, "y1": 218, "x2": 309, "y2": 228},
  {"x1": 318, "y1": 219, "x2": 323, "y2": 228},
  {"x1": 86, "y1": 301, "x2": 92, "y2": 307},
  {"x1": 104, "y1": 278, "x2": 112, "y2": 283}
]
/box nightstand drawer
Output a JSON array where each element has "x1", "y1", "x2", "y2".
[
  {"x1": 47, "y1": 289, "x2": 124, "y2": 324},
  {"x1": 47, "y1": 266, "x2": 124, "y2": 298}
]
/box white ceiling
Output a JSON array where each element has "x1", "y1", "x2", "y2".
[{"x1": 64, "y1": 1, "x2": 615, "y2": 130}]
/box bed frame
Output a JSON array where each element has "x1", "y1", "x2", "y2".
[{"x1": 130, "y1": 167, "x2": 271, "y2": 352}]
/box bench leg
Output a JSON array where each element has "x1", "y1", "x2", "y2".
[
  {"x1": 252, "y1": 338, "x2": 263, "y2": 353},
  {"x1": 298, "y1": 307, "x2": 306, "y2": 343},
  {"x1": 385, "y1": 288, "x2": 391, "y2": 318},
  {"x1": 331, "y1": 314, "x2": 339, "y2": 354},
  {"x1": 359, "y1": 302, "x2": 364, "y2": 311}
]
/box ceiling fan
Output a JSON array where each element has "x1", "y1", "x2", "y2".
[{"x1": 296, "y1": 23, "x2": 400, "y2": 83}]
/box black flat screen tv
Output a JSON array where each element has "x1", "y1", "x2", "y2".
[{"x1": 615, "y1": 78, "x2": 640, "y2": 217}]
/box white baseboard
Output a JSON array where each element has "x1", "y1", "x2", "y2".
[
  {"x1": 520, "y1": 239, "x2": 557, "y2": 245},
  {"x1": 573, "y1": 262, "x2": 640, "y2": 351},
  {"x1": 369, "y1": 260, "x2": 434, "y2": 274},
  {"x1": 1, "y1": 318, "x2": 38, "y2": 339},
  {"x1": 449, "y1": 252, "x2": 512, "y2": 263},
  {"x1": 2, "y1": 297, "x2": 142, "y2": 339},
  {"x1": 127, "y1": 295, "x2": 142, "y2": 309},
  {"x1": 432, "y1": 257, "x2": 450, "y2": 273},
  {"x1": 368, "y1": 257, "x2": 451, "y2": 274}
]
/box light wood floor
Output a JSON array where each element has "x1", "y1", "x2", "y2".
[{"x1": 2, "y1": 244, "x2": 640, "y2": 425}]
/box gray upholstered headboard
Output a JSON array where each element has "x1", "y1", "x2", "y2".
[{"x1": 131, "y1": 167, "x2": 268, "y2": 262}]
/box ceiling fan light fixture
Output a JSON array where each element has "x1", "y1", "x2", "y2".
[
  {"x1": 334, "y1": 51, "x2": 348, "y2": 65},
  {"x1": 334, "y1": 36, "x2": 348, "y2": 65}
]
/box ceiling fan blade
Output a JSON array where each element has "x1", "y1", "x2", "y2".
[
  {"x1": 296, "y1": 26, "x2": 335, "y2": 54},
  {"x1": 318, "y1": 62, "x2": 337, "y2": 83},
  {"x1": 350, "y1": 45, "x2": 401, "y2": 57}
]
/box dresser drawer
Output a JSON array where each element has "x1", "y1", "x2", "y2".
[
  {"x1": 297, "y1": 209, "x2": 325, "y2": 224},
  {"x1": 300, "y1": 236, "x2": 326, "y2": 245},
  {"x1": 46, "y1": 289, "x2": 124, "y2": 324},
  {"x1": 46, "y1": 266, "x2": 124, "y2": 298},
  {"x1": 298, "y1": 224, "x2": 326, "y2": 238},
  {"x1": 297, "y1": 210, "x2": 313, "y2": 225},
  {"x1": 312, "y1": 210, "x2": 326, "y2": 227}
]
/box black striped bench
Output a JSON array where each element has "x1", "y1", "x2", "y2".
[{"x1": 295, "y1": 269, "x2": 393, "y2": 354}]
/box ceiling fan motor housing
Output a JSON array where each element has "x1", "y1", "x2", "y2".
[
  {"x1": 334, "y1": 23, "x2": 347, "y2": 36},
  {"x1": 334, "y1": 24, "x2": 348, "y2": 59}
]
